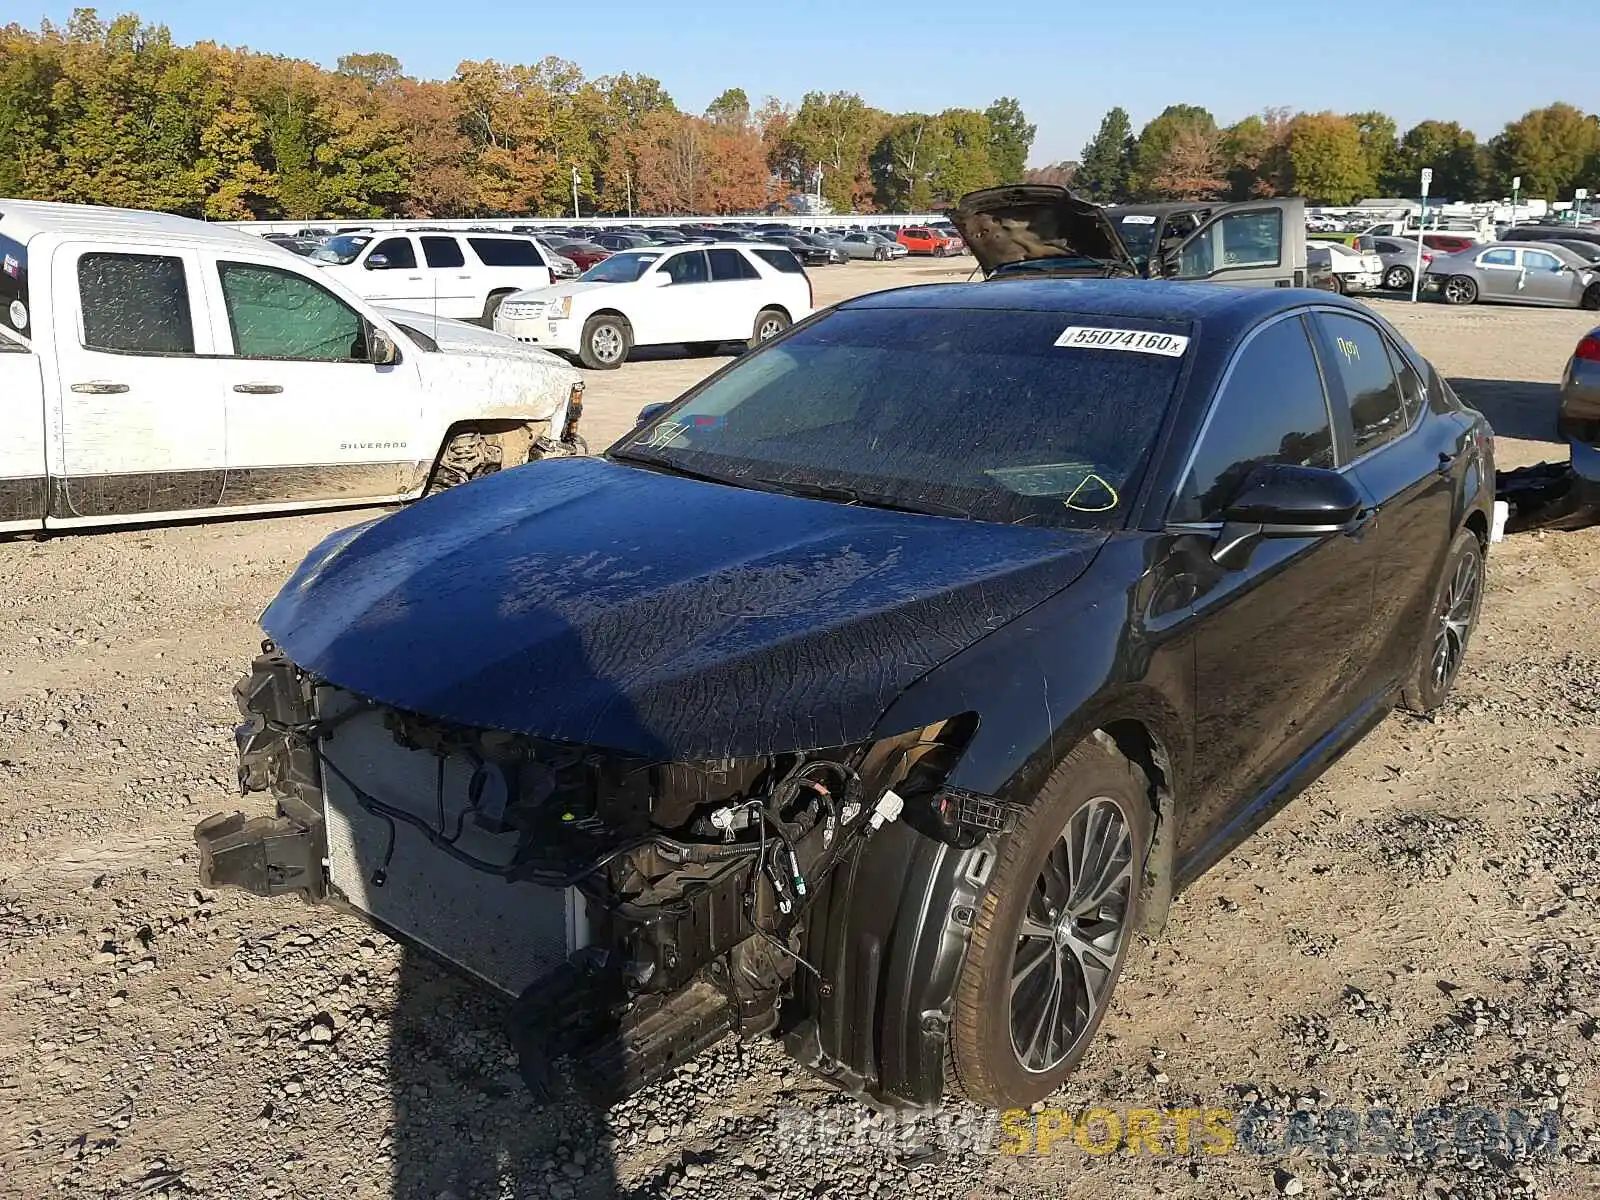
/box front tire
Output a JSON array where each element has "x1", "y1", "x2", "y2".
[
  {"x1": 1400, "y1": 527, "x2": 1484, "y2": 714},
  {"x1": 482, "y1": 290, "x2": 514, "y2": 324},
  {"x1": 1330, "y1": 272, "x2": 1348, "y2": 295},
  {"x1": 948, "y1": 739, "x2": 1150, "y2": 1108},
  {"x1": 578, "y1": 313, "x2": 631, "y2": 370},
  {"x1": 1441, "y1": 275, "x2": 1478, "y2": 306},
  {"x1": 1384, "y1": 264, "x2": 1413, "y2": 291}
]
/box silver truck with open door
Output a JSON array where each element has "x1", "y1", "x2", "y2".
[{"x1": 950, "y1": 185, "x2": 1308, "y2": 288}]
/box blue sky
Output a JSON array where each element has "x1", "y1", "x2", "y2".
[{"x1": 24, "y1": 1, "x2": 1586, "y2": 165}]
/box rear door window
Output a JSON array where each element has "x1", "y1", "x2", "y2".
[
  {"x1": 1478, "y1": 248, "x2": 1515, "y2": 267},
  {"x1": 663, "y1": 251, "x2": 710, "y2": 284},
  {"x1": 420, "y1": 236, "x2": 466, "y2": 268},
  {"x1": 0, "y1": 233, "x2": 29, "y2": 338},
  {"x1": 1315, "y1": 312, "x2": 1408, "y2": 457},
  {"x1": 709, "y1": 248, "x2": 760, "y2": 281},
  {"x1": 78, "y1": 252, "x2": 195, "y2": 354},
  {"x1": 1172, "y1": 315, "x2": 1334, "y2": 522}
]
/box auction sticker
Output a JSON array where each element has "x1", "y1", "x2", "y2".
[
  {"x1": 7, "y1": 300, "x2": 25, "y2": 330},
  {"x1": 1119, "y1": 214, "x2": 1158, "y2": 225},
  {"x1": 1055, "y1": 326, "x2": 1189, "y2": 356}
]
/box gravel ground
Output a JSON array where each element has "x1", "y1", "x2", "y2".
[{"x1": 2, "y1": 265, "x2": 1598, "y2": 1200}]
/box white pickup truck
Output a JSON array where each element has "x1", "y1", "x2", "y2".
[{"x1": 0, "y1": 201, "x2": 585, "y2": 534}]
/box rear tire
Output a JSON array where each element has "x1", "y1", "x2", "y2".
[
  {"x1": 1384, "y1": 265, "x2": 1412, "y2": 291},
  {"x1": 947, "y1": 739, "x2": 1151, "y2": 1108},
  {"x1": 1582, "y1": 283, "x2": 1600, "y2": 311},
  {"x1": 578, "y1": 313, "x2": 631, "y2": 370},
  {"x1": 1441, "y1": 275, "x2": 1478, "y2": 305},
  {"x1": 748, "y1": 308, "x2": 790, "y2": 349},
  {"x1": 1400, "y1": 528, "x2": 1484, "y2": 714},
  {"x1": 483, "y1": 290, "x2": 515, "y2": 324},
  {"x1": 1330, "y1": 272, "x2": 1347, "y2": 295}
]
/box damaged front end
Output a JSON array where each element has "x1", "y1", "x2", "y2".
[{"x1": 198, "y1": 644, "x2": 990, "y2": 1105}]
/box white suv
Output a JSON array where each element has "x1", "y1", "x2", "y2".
[
  {"x1": 310, "y1": 230, "x2": 553, "y2": 323},
  {"x1": 494, "y1": 243, "x2": 814, "y2": 369}
]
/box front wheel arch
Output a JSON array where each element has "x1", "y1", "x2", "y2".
[{"x1": 419, "y1": 419, "x2": 541, "y2": 496}]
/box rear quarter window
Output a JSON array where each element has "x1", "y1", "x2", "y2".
[
  {"x1": 0, "y1": 233, "x2": 29, "y2": 338},
  {"x1": 752, "y1": 248, "x2": 804, "y2": 274},
  {"x1": 468, "y1": 238, "x2": 546, "y2": 268}
]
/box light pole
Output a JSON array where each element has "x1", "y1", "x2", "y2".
[{"x1": 1411, "y1": 168, "x2": 1431, "y2": 303}]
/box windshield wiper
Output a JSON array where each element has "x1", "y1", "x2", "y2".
[
  {"x1": 609, "y1": 449, "x2": 754, "y2": 490},
  {"x1": 992, "y1": 256, "x2": 1134, "y2": 278},
  {"x1": 767, "y1": 479, "x2": 972, "y2": 519}
]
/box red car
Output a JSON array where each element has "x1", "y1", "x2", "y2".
[
  {"x1": 897, "y1": 226, "x2": 958, "y2": 256},
  {"x1": 1421, "y1": 234, "x2": 1476, "y2": 254},
  {"x1": 552, "y1": 241, "x2": 613, "y2": 270}
]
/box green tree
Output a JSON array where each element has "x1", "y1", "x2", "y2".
[
  {"x1": 336, "y1": 52, "x2": 403, "y2": 88},
  {"x1": 786, "y1": 90, "x2": 885, "y2": 211},
  {"x1": 1132, "y1": 104, "x2": 1218, "y2": 198},
  {"x1": 983, "y1": 96, "x2": 1034, "y2": 182},
  {"x1": 930, "y1": 108, "x2": 996, "y2": 201},
  {"x1": 1074, "y1": 106, "x2": 1134, "y2": 201},
  {"x1": 871, "y1": 113, "x2": 946, "y2": 211},
  {"x1": 1219, "y1": 109, "x2": 1290, "y2": 199},
  {"x1": 705, "y1": 87, "x2": 750, "y2": 127},
  {"x1": 1386, "y1": 120, "x2": 1482, "y2": 200},
  {"x1": 1285, "y1": 112, "x2": 1373, "y2": 204},
  {"x1": 1488, "y1": 103, "x2": 1598, "y2": 198},
  {"x1": 1347, "y1": 110, "x2": 1397, "y2": 195},
  {"x1": 0, "y1": 24, "x2": 64, "y2": 197}
]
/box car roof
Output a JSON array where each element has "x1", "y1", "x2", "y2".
[
  {"x1": 1, "y1": 198, "x2": 278, "y2": 253},
  {"x1": 839, "y1": 279, "x2": 1351, "y2": 331}
]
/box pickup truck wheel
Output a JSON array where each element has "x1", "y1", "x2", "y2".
[
  {"x1": 947, "y1": 739, "x2": 1150, "y2": 1108},
  {"x1": 1383, "y1": 265, "x2": 1413, "y2": 291},
  {"x1": 1441, "y1": 275, "x2": 1478, "y2": 305},
  {"x1": 578, "y1": 314, "x2": 631, "y2": 370},
  {"x1": 749, "y1": 309, "x2": 790, "y2": 349}
]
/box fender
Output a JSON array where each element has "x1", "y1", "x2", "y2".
[{"x1": 786, "y1": 536, "x2": 1196, "y2": 1107}]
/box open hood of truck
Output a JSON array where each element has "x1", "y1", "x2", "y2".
[{"x1": 950, "y1": 185, "x2": 1139, "y2": 278}]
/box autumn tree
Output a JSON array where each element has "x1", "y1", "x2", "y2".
[
  {"x1": 1133, "y1": 105, "x2": 1220, "y2": 199},
  {"x1": 1488, "y1": 103, "x2": 1598, "y2": 198},
  {"x1": 1220, "y1": 108, "x2": 1290, "y2": 199},
  {"x1": 1386, "y1": 120, "x2": 1482, "y2": 200},
  {"x1": 786, "y1": 91, "x2": 886, "y2": 211},
  {"x1": 1285, "y1": 112, "x2": 1372, "y2": 203},
  {"x1": 1074, "y1": 107, "x2": 1134, "y2": 202}
]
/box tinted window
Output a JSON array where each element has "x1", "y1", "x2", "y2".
[
  {"x1": 709, "y1": 248, "x2": 759, "y2": 281},
  {"x1": 752, "y1": 248, "x2": 804, "y2": 274},
  {"x1": 612, "y1": 307, "x2": 1187, "y2": 531},
  {"x1": 421, "y1": 236, "x2": 466, "y2": 268},
  {"x1": 1318, "y1": 313, "x2": 1406, "y2": 457},
  {"x1": 78, "y1": 253, "x2": 194, "y2": 354},
  {"x1": 1178, "y1": 209, "x2": 1283, "y2": 277},
  {"x1": 218, "y1": 262, "x2": 365, "y2": 361},
  {"x1": 1172, "y1": 316, "x2": 1334, "y2": 522},
  {"x1": 1385, "y1": 337, "x2": 1426, "y2": 426},
  {"x1": 581, "y1": 252, "x2": 662, "y2": 283},
  {"x1": 0, "y1": 233, "x2": 29, "y2": 338},
  {"x1": 663, "y1": 251, "x2": 710, "y2": 284},
  {"x1": 1479, "y1": 248, "x2": 1515, "y2": 267},
  {"x1": 468, "y1": 238, "x2": 544, "y2": 267},
  {"x1": 370, "y1": 237, "x2": 417, "y2": 269},
  {"x1": 1522, "y1": 249, "x2": 1561, "y2": 272}
]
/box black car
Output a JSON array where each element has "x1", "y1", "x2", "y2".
[
  {"x1": 591, "y1": 231, "x2": 653, "y2": 252},
  {"x1": 197, "y1": 281, "x2": 1493, "y2": 1111},
  {"x1": 762, "y1": 233, "x2": 832, "y2": 266}
]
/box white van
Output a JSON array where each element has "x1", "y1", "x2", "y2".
[
  {"x1": 308, "y1": 229, "x2": 554, "y2": 323},
  {"x1": 0, "y1": 200, "x2": 585, "y2": 534}
]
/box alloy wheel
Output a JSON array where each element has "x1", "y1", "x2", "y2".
[
  {"x1": 1009, "y1": 797, "x2": 1134, "y2": 1074},
  {"x1": 757, "y1": 317, "x2": 784, "y2": 341},
  {"x1": 1384, "y1": 266, "x2": 1411, "y2": 290},
  {"x1": 1443, "y1": 276, "x2": 1476, "y2": 305},
  {"x1": 591, "y1": 324, "x2": 624, "y2": 364},
  {"x1": 1430, "y1": 546, "x2": 1481, "y2": 692}
]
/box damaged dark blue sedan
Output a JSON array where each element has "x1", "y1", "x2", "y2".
[{"x1": 197, "y1": 280, "x2": 1494, "y2": 1110}]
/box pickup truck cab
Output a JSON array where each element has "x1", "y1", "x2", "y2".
[
  {"x1": 308, "y1": 229, "x2": 554, "y2": 323},
  {"x1": 0, "y1": 200, "x2": 584, "y2": 535},
  {"x1": 953, "y1": 186, "x2": 1309, "y2": 287}
]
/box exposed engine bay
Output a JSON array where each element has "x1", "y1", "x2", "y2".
[{"x1": 197, "y1": 644, "x2": 997, "y2": 1103}]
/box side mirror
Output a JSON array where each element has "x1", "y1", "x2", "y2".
[
  {"x1": 1209, "y1": 462, "x2": 1364, "y2": 568},
  {"x1": 365, "y1": 254, "x2": 389, "y2": 270},
  {"x1": 636, "y1": 402, "x2": 671, "y2": 426},
  {"x1": 366, "y1": 326, "x2": 399, "y2": 366}
]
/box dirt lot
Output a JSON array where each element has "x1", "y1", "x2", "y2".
[{"x1": 2, "y1": 262, "x2": 1598, "y2": 1200}]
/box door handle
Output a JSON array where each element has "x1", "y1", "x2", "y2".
[
  {"x1": 70, "y1": 381, "x2": 129, "y2": 394},
  {"x1": 232, "y1": 383, "x2": 284, "y2": 395}
]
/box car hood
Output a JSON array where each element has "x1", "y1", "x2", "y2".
[
  {"x1": 507, "y1": 279, "x2": 630, "y2": 303},
  {"x1": 262, "y1": 456, "x2": 1106, "y2": 758},
  {"x1": 949, "y1": 185, "x2": 1138, "y2": 278}
]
